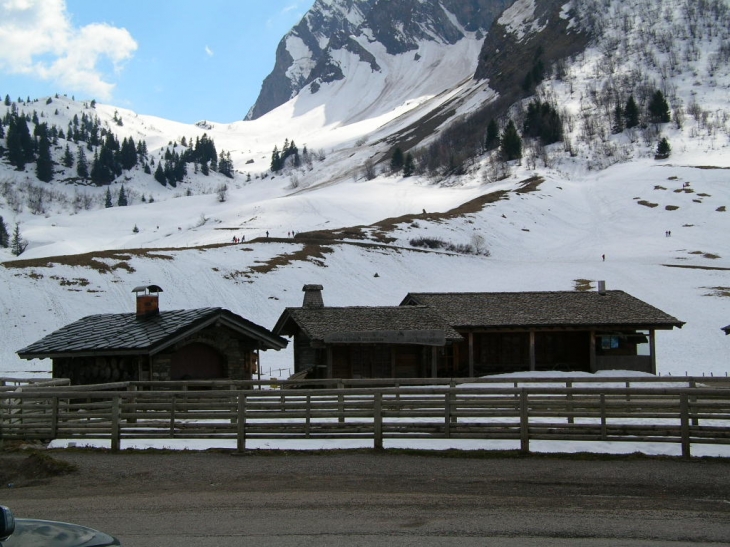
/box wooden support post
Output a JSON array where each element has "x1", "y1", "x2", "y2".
[
  {"x1": 589, "y1": 330, "x2": 597, "y2": 373},
  {"x1": 373, "y1": 392, "x2": 383, "y2": 450},
  {"x1": 431, "y1": 347, "x2": 438, "y2": 378},
  {"x1": 326, "y1": 347, "x2": 333, "y2": 379},
  {"x1": 111, "y1": 397, "x2": 121, "y2": 453},
  {"x1": 680, "y1": 393, "x2": 691, "y2": 459},
  {"x1": 468, "y1": 332, "x2": 474, "y2": 378},
  {"x1": 649, "y1": 329, "x2": 657, "y2": 375},
  {"x1": 519, "y1": 389, "x2": 529, "y2": 454},
  {"x1": 600, "y1": 394, "x2": 607, "y2": 440},
  {"x1": 529, "y1": 331, "x2": 536, "y2": 372},
  {"x1": 236, "y1": 394, "x2": 246, "y2": 453}
]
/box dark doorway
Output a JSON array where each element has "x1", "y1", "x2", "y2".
[{"x1": 170, "y1": 343, "x2": 225, "y2": 380}]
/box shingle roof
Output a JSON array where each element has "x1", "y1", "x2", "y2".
[
  {"x1": 274, "y1": 306, "x2": 463, "y2": 342},
  {"x1": 401, "y1": 291, "x2": 684, "y2": 330},
  {"x1": 18, "y1": 308, "x2": 287, "y2": 359}
]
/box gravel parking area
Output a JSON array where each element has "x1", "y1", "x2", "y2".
[{"x1": 2, "y1": 449, "x2": 730, "y2": 546}]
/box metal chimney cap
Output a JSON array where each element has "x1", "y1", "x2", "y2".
[{"x1": 132, "y1": 284, "x2": 164, "y2": 295}]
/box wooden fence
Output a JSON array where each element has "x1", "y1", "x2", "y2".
[{"x1": 2, "y1": 377, "x2": 729, "y2": 458}]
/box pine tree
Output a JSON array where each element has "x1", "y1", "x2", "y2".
[
  {"x1": 390, "y1": 147, "x2": 404, "y2": 172},
  {"x1": 403, "y1": 152, "x2": 415, "y2": 177},
  {"x1": 105, "y1": 187, "x2": 113, "y2": 208},
  {"x1": 624, "y1": 96, "x2": 640, "y2": 129},
  {"x1": 76, "y1": 146, "x2": 89, "y2": 178},
  {"x1": 35, "y1": 134, "x2": 54, "y2": 182},
  {"x1": 270, "y1": 145, "x2": 281, "y2": 171},
  {"x1": 523, "y1": 100, "x2": 563, "y2": 145},
  {"x1": 500, "y1": 120, "x2": 522, "y2": 161},
  {"x1": 62, "y1": 143, "x2": 74, "y2": 168},
  {"x1": 6, "y1": 115, "x2": 35, "y2": 170},
  {"x1": 0, "y1": 216, "x2": 9, "y2": 248},
  {"x1": 154, "y1": 162, "x2": 166, "y2": 185},
  {"x1": 11, "y1": 223, "x2": 27, "y2": 256},
  {"x1": 3, "y1": 94, "x2": 10, "y2": 106},
  {"x1": 648, "y1": 90, "x2": 671, "y2": 123},
  {"x1": 612, "y1": 103, "x2": 624, "y2": 134},
  {"x1": 485, "y1": 119, "x2": 500, "y2": 151},
  {"x1": 117, "y1": 185, "x2": 128, "y2": 206},
  {"x1": 656, "y1": 137, "x2": 671, "y2": 159}
]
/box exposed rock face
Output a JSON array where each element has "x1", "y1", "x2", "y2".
[
  {"x1": 474, "y1": 0, "x2": 590, "y2": 96},
  {"x1": 245, "y1": 0, "x2": 513, "y2": 120}
]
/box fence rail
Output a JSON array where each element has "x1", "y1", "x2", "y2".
[{"x1": 2, "y1": 378, "x2": 730, "y2": 457}]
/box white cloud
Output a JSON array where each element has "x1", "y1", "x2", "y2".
[
  {"x1": 0, "y1": 0, "x2": 137, "y2": 100},
  {"x1": 205, "y1": 45, "x2": 214, "y2": 57}
]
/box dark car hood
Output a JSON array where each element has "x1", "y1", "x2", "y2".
[{"x1": 2, "y1": 519, "x2": 120, "y2": 547}]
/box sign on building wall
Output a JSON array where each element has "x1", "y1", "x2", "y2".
[{"x1": 324, "y1": 330, "x2": 446, "y2": 346}]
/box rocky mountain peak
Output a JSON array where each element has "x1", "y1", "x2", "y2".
[{"x1": 245, "y1": 0, "x2": 513, "y2": 120}]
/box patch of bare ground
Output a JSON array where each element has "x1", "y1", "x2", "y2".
[
  {"x1": 0, "y1": 451, "x2": 77, "y2": 488},
  {"x1": 637, "y1": 200, "x2": 658, "y2": 208},
  {"x1": 293, "y1": 181, "x2": 529, "y2": 246},
  {"x1": 717, "y1": 206, "x2": 726, "y2": 212},
  {"x1": 687, "y1": 251, "x2": 721, "y2": 259},
  {"x1": 703, "y1": 287, "x2": 730, "y2": 298},
  {"x1": 663, "y1": 264, "x2": 730, "y2": 271},
  {"x1": 1, "y1": 245, "x2": 225, "y2": 273},
  {"x1": 224, "y1": 245, "x2": 335, "y2": 280},
  {"x1": 665, "y1": 205, "x2": 680, "y2": 211}
]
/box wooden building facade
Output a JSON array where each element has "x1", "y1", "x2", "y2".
[
  {"x1": 401, "y1": 288, "x2": 684, "y2": 376},
  {"x1": 273, "y1": 285, "x2": 463, "y2": 380},
  {"x1": 17, "y1": 285, "x2": 287, "y2": 385}
]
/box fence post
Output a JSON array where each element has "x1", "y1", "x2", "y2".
[
  {"x1": 305, "y1": 395, "x2": 311, "y2": 438},
  {"x1": 373, "y1": 392, "x2": 383, "y2": 450},
  {"x1": 519, "y1": 389, "x2": 529, "y2": 454},
  {"x1": 600, "y1": 394, "x2": 607, "y2": 440},
  {"x1": 566, "y1": 381, "x2": 574, "y2": 424},
  {"x1": 111, "y1": 397, "x2": 121, "y2": 453},
  {"x1": 680, "y1": 393, "x2": 691, "y2": 459},
  {"x1": 689, "y1": 379, "x2": 699, "y2": 426},
  {"x1": 237, "y1": 394, "x2": 246, "y2": 453},
  {"x1": 338, "y1": 381, "x2": 345, "y2": 424},
  {"x1": 169, "y1": 395, "x2": 176, "y2": 438},
  {"x1": 444, "y1": 392, "x2": 451, "y2": 438},
  {"x1": 51, "y1": 397, "x2": 59, "y2": 439},
  {"x1": 127, "y1": 384, "x2": 137, "y2": 424}
]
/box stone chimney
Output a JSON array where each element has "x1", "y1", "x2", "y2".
[
  {"x1": 302, "y1": 284, "x2": 324, "y2": 309},
  {"x1": 597, "y1": 280, "x2": 607, "y2": 295},
  {"x1": 133, "y1": 285, "x2": 163, "y2": 317}
]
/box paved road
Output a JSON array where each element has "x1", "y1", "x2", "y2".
[{"x1": 3, "y1": 451, "x2": 730, "y2": 546}]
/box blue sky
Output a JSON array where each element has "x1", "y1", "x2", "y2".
[{"x1": 0, "y1": 0, "x2": 315, "y2": 123}]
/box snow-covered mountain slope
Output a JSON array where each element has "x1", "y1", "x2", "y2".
[
  {"x1": 246, "y1": 0, "x2": 512, "y2": 120},
  {"x1": 0, "y1": 0, "x2": 729, "y2": 379}
]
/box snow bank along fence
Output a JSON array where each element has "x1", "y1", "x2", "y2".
[{"x1": 1, "y1": 376, "x2": 729, "y2": 458}]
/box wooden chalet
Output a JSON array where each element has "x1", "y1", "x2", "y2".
[
  {"x1": 401, "y1": 284, "x2": 684, "y2": 376},
  {"x1": 273, "y1": 285, "x2": 463, "y2": 379},
  {"x1": 17, "y1": 285, "x2": 288, "y2": 385}
]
